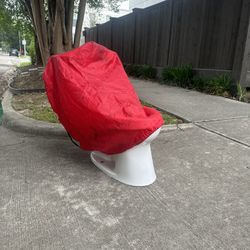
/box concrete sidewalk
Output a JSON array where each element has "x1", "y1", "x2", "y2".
[
  {"x1": 0, "y1": 74, "x2": 250, "y2": 249},
  {"x1": 131, "y1": 78, "x2": 250, "y2": 123},
  {"x1": 131, "y1": 78, "x2": 250, "y2": 147},
  {"x1": 0, "y1": 126, "x2": 249, "y2": 249}
]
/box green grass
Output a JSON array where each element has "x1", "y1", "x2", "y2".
[
  {"x1": 17, "y1": 61, "x2": 32, "y2": 68},
  {"x1": 141, "y1": 100, "x2": 180, "y2": 125},
  {"x1": 11, "y1": 93, "x2": 181, "y2": 125},
  {"x1": 12, "y1": 93, "x2": 59, "y2": 123},
  {"x1": 30, "y1": 106, "x2": 58, "y2": 123}
]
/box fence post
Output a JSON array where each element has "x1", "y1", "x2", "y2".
[
  {"x1": 82, "y1": 27, "x2": 89, "y2": 42},
  {"x1": 239, "y1": 19, "x2": 250, "y2": 87},
  {"x1": 96, "y1": 24, "x2": 100, "y2": 43},
  {"x1": 232, "y1": 0, "x2": 250, "y2": 86}
]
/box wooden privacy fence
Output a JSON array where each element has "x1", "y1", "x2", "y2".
[{"x1": 84, "y1": 0, "x2": 250, "y2": 86}]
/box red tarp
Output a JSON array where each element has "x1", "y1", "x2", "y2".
[{"x1": 43, "y1": 42, "x2": 163, "y2": 154}]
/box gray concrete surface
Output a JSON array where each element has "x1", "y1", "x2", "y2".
[
  {"x1": 0, "y1": 55, "x2": 16, "y2": 97},
  {"x1": 130, "y1": 78, "x2": 250, "y2": 150},
  {"x1": 0, "y1": 54, "x2": 30, "y2": 97},
  {"x1": 131, "y1": 78, "x2": 250, "y2": 122},
  {"x1": 0, "y1": 55, "x2": 16, "y2": 75},
  {"x1": 0, "y1": 54, "x2": 28, "y2": 75},
  {"x1": 197, "y1": 117, "x2": 250, "y2": 146},
  {"x1": 0, "y1": 55, "x2": 250, "y2": 249},
  {"x1": 2, "y1": 90, "x2": 67, "y2": 137},
  {"x1": 0, "y1": 126, "x2": 249, "y2": 249},
  {"x1": 0, "y1": 67, "x2": 16, "y2": 99}
]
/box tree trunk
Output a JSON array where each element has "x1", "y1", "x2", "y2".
[
  {"x1": 35, "y1": 34, "x2": 43, "y2": 65},
  {"x1": 74, "y1": 0, "x2": 87, "y2": 48},
  {"x1": 30, "y1": 0, "x2": 50, "y2": 65},
  {"x1": 65, "y1": 0, "x2": 74, "y2": 50},
  {"x1": 22, "y1": 0, "x2": 87, "y2": 65},
  {"x1": 49, "y1": 1, "x2": 65, "y2": 55}
]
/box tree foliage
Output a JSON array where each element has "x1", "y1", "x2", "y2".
[
  {"x1": 0, "y1": 0, "x2": 123, "y2": 65},
  {"x1": 0, "y1": 0, "x2": 33, "y2": 52},
  {"x1": 0, "y1": 1, "x2": 19, "y2": 50}
]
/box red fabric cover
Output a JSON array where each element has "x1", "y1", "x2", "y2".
[{"x1": 43, "y1": 42, "x2": 163, "y2": 154}]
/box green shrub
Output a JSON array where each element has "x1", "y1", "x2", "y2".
[
  {"x1": 192, "y1": 76, "x2": 207, "y2": 92},
  {"x1": 27, "y1": 39, "x2": 36, "y2": 64},
  {"x1": 125, "y1": 64, "x2": 157, "y2": 79},
  {"x1": 125, "y1": 64, "x2": 140, "y2": 77},
  {"x1": 127, "y1": 63, "x2": 235, "y2": 98},
  {"x1": 229, "y1": 84, "x2": 238, "y2": 97},
  {"x1": 133, "y1": 65, "x2": 143, "y2": 77},
  {"x1": 140, "y1": 65, "x2": 157, "y2": 79},
  {"x1": 161, "y1": 67, "x2": 176, "y2": 82},
  {"x1": 205, "y1": 74, "x2": 231, "y2": 96},
  {"x1": 124, "y1": 64, "x2": 133, "y2": 75},
  {"x1": 236, "y1": 82, "x2": 247, "y2": 102},
  {"x1": 162, "y1": 65, "x2": 194, "y2": 88}
]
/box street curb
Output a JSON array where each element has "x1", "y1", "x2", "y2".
[
  {"x1": 2, "y1": 90, "x2": 67, "y2": 137},
  {"x1": 161, "y1": 123, "x2": 194, "y2": 132},
  {"x1": 1, "y1": 90, "x2": 193, "y2": 137}
]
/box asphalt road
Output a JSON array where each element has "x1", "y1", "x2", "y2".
[
  {"x1": 0, "y1": 54, "x2": 19, "y2": 76},
  {"x1": 0, "y1": 54, "x2": 19, "y2": 122},
  {"x1": 0, "y1": 54, "x2": 31, "y2": 98}
]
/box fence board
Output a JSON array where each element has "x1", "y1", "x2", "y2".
[
  {"x1": 111, "y1": 18, "x2": 124, "y2": 61},
  {"x1": 121, "y1": 13, "x2": 136, "y2": 64},
  {"x1": 156, "y1": 1, "x2": 173, "y2": 66},
  {"x1": 84, "y1": 0, "x2": 250, "y2": 84},
  {"x1": 168, "y1": 0, "x2": 183, "y2": 66},
  {"x1": 97, "y1": 22, "x2": 111, "y2": 48},
  {"x1": 177, "y1": 0, "x2": 206, "y2": 67},
  {"x1": 144, "y1": 5, "x2": 162, "y2": 66},
  {"x1": 134, "y1": 9, "x2": 148, "y2": 64}
]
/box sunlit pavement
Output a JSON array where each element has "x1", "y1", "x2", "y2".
[{"x1": 0, "y1": 54, "x2": 31, "y2": 76}]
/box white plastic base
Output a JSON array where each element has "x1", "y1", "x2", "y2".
[{"x1": 90, "y1": 128, "x2": 161, "y2": 186}]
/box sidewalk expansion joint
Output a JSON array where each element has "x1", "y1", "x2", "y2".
[
  {"x1": 194, "y1": 116, "x2": 250, "y2": 123},
  {"x1": 194, "y1": 123, "x2": 250, "y2": 149}
]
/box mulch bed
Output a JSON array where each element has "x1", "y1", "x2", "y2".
[
  {"x1": 12, "y1": 73, "x2": 44, "y2": 90},
  {"x1": 12, "y1": 66, "x2": 45, "y2": 90}
]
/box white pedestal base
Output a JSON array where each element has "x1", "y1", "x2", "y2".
[{"x1": 90, "y1": 143, "x2": 156, "y2": 186}]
